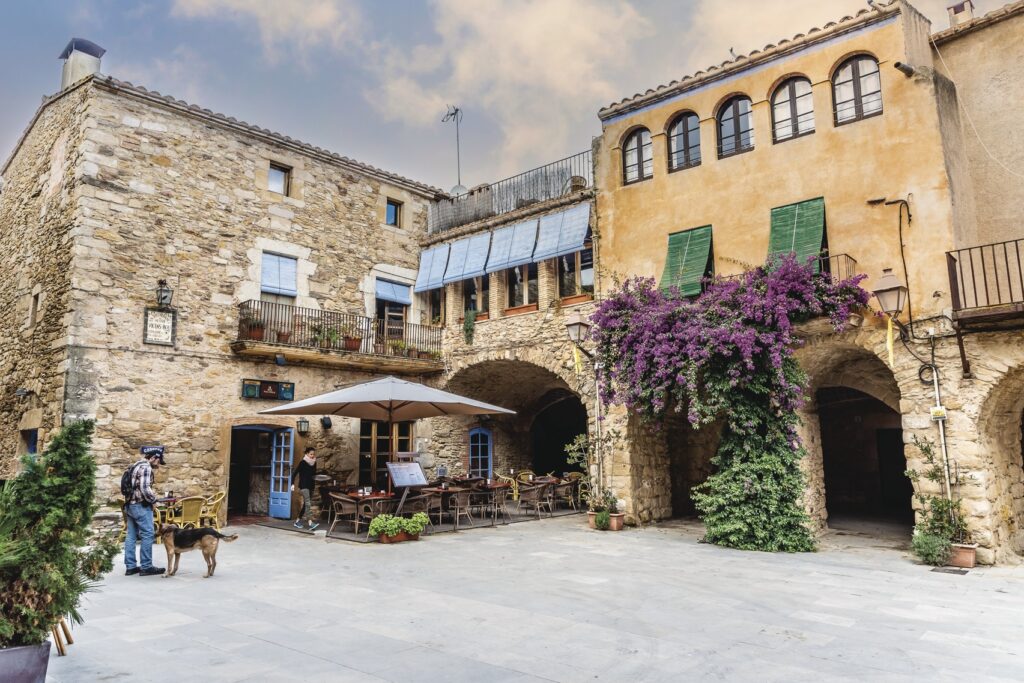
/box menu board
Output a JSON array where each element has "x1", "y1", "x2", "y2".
[{"x1": 386, "y1": 461, "x2": 428, "y2": 488}]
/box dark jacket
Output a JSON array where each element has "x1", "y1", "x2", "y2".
[{"x1": 292, "y1": 458, "x2": 316, "y2": 491}]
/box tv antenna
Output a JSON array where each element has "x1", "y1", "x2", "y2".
[{"x1": 442, "y1": 105, "x2": 466, "y2": 195}]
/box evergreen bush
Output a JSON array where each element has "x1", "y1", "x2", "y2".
[
  {"x1": 594, "y1": 510, "x2": 611, "y2": 530},
  {"x1": 912, "y1": 533, "x2": 952, "y2": 566},
  {"x1": 0, "y1": 420, "x2": 117, "y2": 647}
]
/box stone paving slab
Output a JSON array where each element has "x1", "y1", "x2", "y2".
[{"x1": 47, "y1": 516, "x2": 1024, "y2": 682}]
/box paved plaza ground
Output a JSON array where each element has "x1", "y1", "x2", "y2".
[{"x1": 48, "y1": 515, "x2": 1024, "y2": 682}]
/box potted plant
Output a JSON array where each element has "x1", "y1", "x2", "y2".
[
  {"x1": 311, "y1": 324, "x2": 340, "y2": 349},
  {"x1": 276, "y1": 329, "x2": 292, "y2": 343},
  {"x1": 583, "y1": 487, "x2": 624, "y2": 531},
  {"x1": 368, "y1": 513, "x2": 429, "y2": 543},
  {"x1": 0, "y1": 420, "x2": 118, "y2": 682},
  {"x1": 241, "y1": 314, "x2": 266, "y2": 341},
  {"x1": 388, "y1": 340, "x2": 408, "y2": 357},
  {"x1": 905, "y1": 436, "x2": 976, "y2": 568},
  {"x1": 463, "y1": 309, "x2": 476, "y2": 345},
  {"x1": 417, "y1": 348, "x2": 434, "y2": 360},
  {"x1": 564, "y1": 430, "x2": 625, "y2": 530},
  {"x1": 341, "y1": 322, "x2": 363, "y2": 351}
]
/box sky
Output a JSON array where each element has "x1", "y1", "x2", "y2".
[{"x1": 0, "y1": 0, "x2": 998, "y2": 191}]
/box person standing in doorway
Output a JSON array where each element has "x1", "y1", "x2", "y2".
[
  {"x1": 124, "y1": 447, "x2": 166, "y2": 576},
  {"x1": 291, "y1": 446, "x2": 319, "y2": 530}
]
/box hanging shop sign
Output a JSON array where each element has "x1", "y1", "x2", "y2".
[
  {"x1": 143, "y1": 308, "x2": 176, "y2": 346},
  {"x1": 241, "y1": 379, "x2": 295, "y2": 401}
]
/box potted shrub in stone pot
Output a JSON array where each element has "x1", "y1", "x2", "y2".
[
  {"x1": 0, "y1": 420, "x2": 118, "y2": 683},
  {"x1": 369, "y1": 513, "x2": 429, "y2": 544},
  {"x1": 905, "y1": 436, "x2": 977, "y2": 568}
]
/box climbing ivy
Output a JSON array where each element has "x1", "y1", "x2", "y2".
[{"x1": 591, "y1": 255, "x2": 869, "y2": 552}]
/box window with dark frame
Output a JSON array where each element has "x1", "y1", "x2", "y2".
[
  {"x1": 668, "y1": 112, "x2": 701, "y2": 171},
  {"x1": 385, "y1": 199, "x2": 402, "y2": 227},
  {"x1": 622, "y1": 128, "x2": 653, "y2": 184},
  {"x1": 558, "y1": 239, "x2": 595, "y2": 299},
  {"x1": 506, "y1": 263, "x2": 538, "y2": 309},
  {"x1": 268, "y1": 162, "x2": 291, "y2": 195},
  {"x1": 359, "y1": 420, "x2": 413, "y2": 490},
  {"x1": 717, "y1": 96, "x2": 754, "y2": 158},
  {"x1": 468, "y1": 427, "x2": 493, "y2": 478},
  {"x1": 375, "y1": 298, "x2": 407, "y2": 340},
  {"x1": 427, "y1": 288, "x2": 445, "y2": 326},
  {"x1": 833, "y1": 55, "x2": 882, "y2": 125},
  {"x1": 29, "y1": 292, "x2": 40, "y2": 325},
  {"x1": 463, "y1": 274, "x2": 490, "y2": 315},
  {"x1": 772, "y1": 77, "x2": 816, "y2": 142}
]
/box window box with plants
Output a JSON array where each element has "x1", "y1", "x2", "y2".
[
  {"x1": 340, "y1": 322, "x2": 363, "y2": 351},
  {"x1": 0, "y1": 421, "x2": 117, "y2": 682},
  {"x1": 310, "y1": 323, "x2": 340, "y2": 350},
  {"x1": 368, "y1": 513, "x2": 430, "y2": 543}
]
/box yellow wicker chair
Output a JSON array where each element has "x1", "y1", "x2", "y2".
[
  {"x1": 167, "y1": 496, "x2": 205, "y2": 529},
  {"x1": 200, "y1": 491, "x2": 226, "y2": 529},
  {"x1": 494, "y1": 472, "x2": 520, "y2": 501}
]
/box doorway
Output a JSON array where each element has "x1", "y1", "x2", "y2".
[
  {"x1": 358, "y1": 420, "x2": 413, "y2": 490},
  {"x1": 228, "y1": 426, "x2": 294, "y2": 519},
  {"x1": 529, "y1": 391, "x2": 587, "y2": 476},
  {"x1": 469, "y1": 427, "x2": 493, "y2": 478},
  {"x1": 818, "y1": 387, "x2": 913, "y2": 531}
]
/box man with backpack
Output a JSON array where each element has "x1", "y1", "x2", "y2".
[{"x1": 121, "y1": 446, "x2": 166, "y2": 576}]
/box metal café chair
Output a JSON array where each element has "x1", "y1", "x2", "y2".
[
  {"x1": 448, "y1": 489, "x2": 475, "y2": 530},
  {"x1": 551, "y1": 480, "x2": 578, "y2": 512},
  {"x1": 488, "y1": 485, "x2": 513, "y2": 526},
  {"x1": 517, "y1": 483, "x2": 553, "y2": 519}
]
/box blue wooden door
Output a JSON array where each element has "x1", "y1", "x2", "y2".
[
  {"x1": 268, "y1": 428, "x2": 294, "y2": 518},
  {"x1": 469, "y1": 427, "x2": 493, "y2": 478}
]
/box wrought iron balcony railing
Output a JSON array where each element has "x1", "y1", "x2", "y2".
[
  {"x1": 947, "y1": 238, "x2": 1024, "y2": 313},
  {"x1": 428, "y1": 150, "x2": 593, "y2": 233},
  {"x1": 235, "y1": 300, "x2": 442, "y2": 359},
  {"x1": 717, "y1": 253, "x2": 859, "y2": 284}
]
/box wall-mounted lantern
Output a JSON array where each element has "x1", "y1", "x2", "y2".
[
  {"x1": 156, "y1": 279, "x2": 174, "y2": 308},
  {"x1": 871, "y1": 268, "x2": 908, "y2": 318},
  {"x1": 564, "y1": 311, "x2": 593, "y2": 356},
  {"x1": 296, "y1": 417, "x2": 310, "y2": 435}
]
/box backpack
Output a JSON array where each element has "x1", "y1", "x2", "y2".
[{"x1": 120, "y1": 463, "x2": 141, "y2": 501}]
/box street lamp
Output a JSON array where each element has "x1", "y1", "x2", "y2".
[
  {"x1": 564, "y1": 311, "x2": 592, "y2": 356},
  {"x1": 155, "y1": 279, "x2": 174, "y2": 308},
  {"x1": 871, "y1": 268, "x2": 908, "y2": 318}
]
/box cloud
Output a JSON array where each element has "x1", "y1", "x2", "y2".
[
  {"x1": 171, "y1": 0, "x2": 364, "y2": 65},
  {"x1": 113, "y1": 45, "x2": 208, "y2": 102},
  {"x1": 365, "y1": 0, "x2": 650, "y2": 174}
]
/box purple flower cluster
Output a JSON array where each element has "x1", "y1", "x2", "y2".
[{"x1": 591, "y1": 254, "x2": 870, "y2": 424}]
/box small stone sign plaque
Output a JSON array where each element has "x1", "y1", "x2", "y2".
[{"x1": 143, "y1": 308, "x2": 175, "y2": 346}]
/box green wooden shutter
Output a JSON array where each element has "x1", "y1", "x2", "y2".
[
  {"x1": 768, "y1": 197, "x2": 825, "y2": 272},
  {"x1": 660, "y1": 225, "x2": 713, "y2": 296}
]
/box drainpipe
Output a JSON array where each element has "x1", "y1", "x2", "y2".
[{"x1": 593, "y1": 360, "x2": 604, "y2": 490}]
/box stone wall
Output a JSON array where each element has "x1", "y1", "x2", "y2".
[{"x1": 0, "y1": 83, "x2": 91, "y2": 476}]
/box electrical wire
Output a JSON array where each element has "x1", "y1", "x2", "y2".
[{"x1": 930, "y1": 35, "x2": 1024, "y2": 180}]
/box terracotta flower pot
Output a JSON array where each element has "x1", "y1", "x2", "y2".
[
  {"x1": 378, "y1": 531, "x2": 419, "y2": 544},
  {"x1": 276, "y1": 331, "x2": 292, "y2": 343},
  {"x1": 343, "y1": 336, "x2": 361, "y2": 351},
  {"x1": 247, "y1": 327, "x2": 265, "y2": 341},
  {"x1": 949, "y1": 543, "x2": 977, "y2": 568},
  {"x1": 608, "y1": 513, "x2": 625, "y2": 531},
  {"x1": 587, "y1": 511, "x2": 596, "y2": 529}
]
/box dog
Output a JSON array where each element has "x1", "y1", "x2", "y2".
[{"x1": 158, "y1": 524, "x2": 238, "y2": 578}]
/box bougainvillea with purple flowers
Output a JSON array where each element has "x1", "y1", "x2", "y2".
[{"x1": 592, "y1": 254, "x2": 870, "y2": 551}]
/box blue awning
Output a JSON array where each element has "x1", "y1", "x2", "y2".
[
  {"x1": 414, "y1": 244, "x2": 450, "y2": 292},
  {"x1": 485, "y1": 219, "x2": 537, "y2": 273},
  {"x1": 533, "y1": 203, "x2": 592, "y2": 261},
  {"x1": 375, "y1": 278, "x2": 412, "y2": 305},
  {"x1": 443, "y1": 233, "x2": 491, "y2": 284}
]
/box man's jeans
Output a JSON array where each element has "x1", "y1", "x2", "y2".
[{"x1": 124, "y1": 503, "x2": 154, "y2": 570}]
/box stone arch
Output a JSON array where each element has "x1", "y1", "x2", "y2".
[
  {"x1": 977, "y1": 363, "x2": 1024, "y2": 556},
  {"x1": 795, "y1": 336, "x2": 910, "y2": 533},
  {"x1": 433, "y1": 353, "x2": 596, "y2": 478}
]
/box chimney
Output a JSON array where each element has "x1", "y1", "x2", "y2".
[
  {"x1": 58, "y1": 38, "x2": 105, "y2": 90},
  {"x1": 947, "y1": 1, "x2": 975, "y2": 28}
]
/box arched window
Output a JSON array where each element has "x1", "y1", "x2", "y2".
[
  {"x1": 668, "y1": 112, "x2": 701, "y2": 171},
  {"x1": 771, "y1": 77, "x2": 815, "y2": 142},
  {"x1": 833, "y1": 55, "x2": 882, "y2": 124},
  {"x1": 717, "y1": 96, "x2": 754, "y2": 159},
  {"x1": 622, "y1": 128, "x2": 653, "y2": 184}
]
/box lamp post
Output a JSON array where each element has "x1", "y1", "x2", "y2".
[{"x1": 564, "y1": 311, "x2": 592, "y2": 356}]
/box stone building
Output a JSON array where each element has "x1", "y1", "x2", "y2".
[
  {"x1": 0, "y1": 42, "x2": 446, "y2": 519},
  {"x1": 592, "y1": 0, "x2": 1024, "y2": 563}
]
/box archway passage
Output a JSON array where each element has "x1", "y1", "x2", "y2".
[
  {"x1": 666, "y1": 409, "x2": 721, "y2": 517},
  {"x1": 818, "y1": 387, "x2": 913, "y2": 533},
  {"x1": 530, "y1": 390, "x2": 587, "y2": 476},
  {"x1": 444, "y1": 359, "x2": 587, "y2": 477}
]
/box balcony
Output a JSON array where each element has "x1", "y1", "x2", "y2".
[
  {"x1": 947, "y1": 239, "x2": 1024, "y2": 328},
  {"x1": 229, "y1": 300, "x2": 444, "y2": 375},
  {"x1": 428, "y1": 150, "x2": 593, "y2": 234}
]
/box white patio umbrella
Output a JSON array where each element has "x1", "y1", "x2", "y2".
[{"x1": 259, "y1": 376, "x2": 514, "y2": 479}]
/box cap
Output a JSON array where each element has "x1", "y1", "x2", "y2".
[{"x1": 140, "y1": 446, "x2": 165, "y2": 464}]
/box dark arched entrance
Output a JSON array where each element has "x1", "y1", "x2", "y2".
[
  {"x1": 530, "y1": 389, "x2": 587, "y2": 476},
  {"x1": 818, "y1": 387, "x2": 913, "y2": 528}
]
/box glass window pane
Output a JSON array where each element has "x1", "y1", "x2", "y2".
[
  {"x1": 268, "y1": 165, "x2": 288, "y2": 194},
  {"x1": 580, "y1": 248, "x2": 594, "y2": 293},
  {"x1": 386, "y1": 200, "x2": 400, "y2": 226},
  {"x1": 463, "y1": 278, "x2": 477, "y2": 312},
  {"x1": 527, "y1": 262, "x2": 538, "y2": 304},
  {"x1": 558, "y1": 253, "x2": 577, "y2": 297}
]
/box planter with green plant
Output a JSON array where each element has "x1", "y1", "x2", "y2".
[
  {"x1": 310, "y1": 324, "x2": 340, "y2": 349},
  {"x1": 564, "y1": 431, "x2": 624, "y2": 530},
  {"x1": 388, "y1": 340, "x2": 409, "y2": 357},
  {"x1": 241, "y1": 314, "x2": 266, "y2": 341},
  {"x1": 368, "y1": 513, "x2": 430, "y2": 543},
  {"x1": 340, "y1": 323, "x2": 363, "y2": 351},
  {"x1": 463, "y1": 309, "x2": 476, "y2": 345},
  {"x1": 905, "y1": 435, "x2": 975, "y2": 567},
  {"x1": 0, "y1": 420, "x2": 118, "y2": 681}
]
